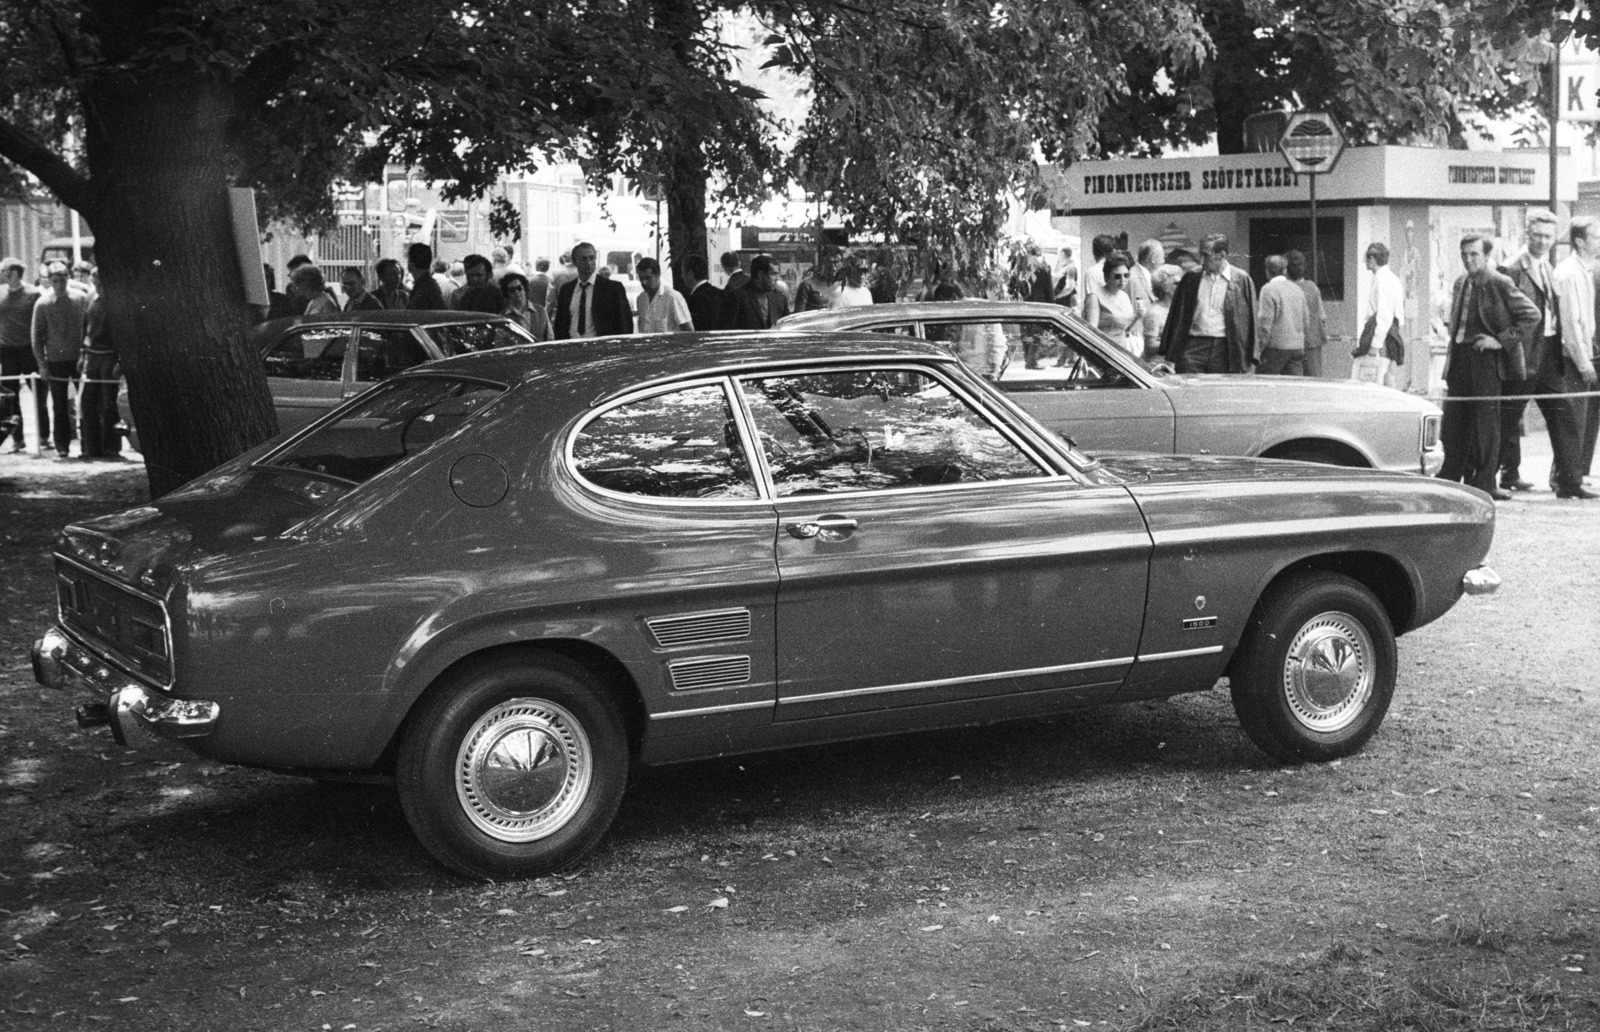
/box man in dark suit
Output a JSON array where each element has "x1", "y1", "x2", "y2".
[
  {"x1": 1438, "y1": 234, "x2": 1540, "y2": 498},
  {"x1": 721, "y1": 254, "x2": 790, "y2": 330},
  {"x1": 1497, "y1": 209, "x2": 1576, "y2": 492},
  {"x1": 553, "y1": 241, "x2": 633, "y2": 339},
  {"x1": 680, "y1": 254, "x2": 722, "y2": 331},
  {"x1": 1158, "y1": 233, "x2": 1257, "y2": 373}
]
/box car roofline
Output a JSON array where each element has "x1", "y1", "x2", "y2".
[{"x1": 585, "y1": 350, "x2": 964, "y2": 407}]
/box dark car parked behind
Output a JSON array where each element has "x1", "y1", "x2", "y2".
[{"x1": 121, "y1": 310, "x2": 538, "y2": 449}]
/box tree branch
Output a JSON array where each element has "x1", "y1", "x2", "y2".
[{"x1": 0, "y1": 116, "x2": 90, "y2": 213}]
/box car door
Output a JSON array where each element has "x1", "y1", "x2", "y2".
[
  {"x1": 922, "y1": 316, "x2": 1178, "y2": 455},
  {"x1": 260, "y1": 324, "x2": 355, "y2": 436},
  {"x1": 735, "y1": 364, "x2": 1152, "y2": 722}
]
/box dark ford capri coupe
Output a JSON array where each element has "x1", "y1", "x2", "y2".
[{"x1": 34, "y1": 333, "x2": 1500, "y2": 879}]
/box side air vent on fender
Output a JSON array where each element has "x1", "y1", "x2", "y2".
[
  {"x1": 668, "y1": 655, "x2": 752, "y2": 692},
  {"x1": 646, "y1": 608, "x2": 752, "y2": 648}
]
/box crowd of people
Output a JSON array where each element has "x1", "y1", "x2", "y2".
[
  {"x1": 1, "y1": 257, "x2": 117, "y2": 460},
  {"x1": 10, "y1": 222, "x2": 1595, "y2": 495},
  {"x1": 1435, "y1": 209, "x2": 1598, "y2": 501}
]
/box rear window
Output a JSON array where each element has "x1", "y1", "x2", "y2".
[
  {"x1": 431, "y1": 322, "x2": 533, "y2": 356},
  {"x1": 264, "y1": 376, "x2": 505, "y2": 484}
]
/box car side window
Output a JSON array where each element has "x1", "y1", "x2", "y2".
[
  {"x1": 263, "y1": 328, "x2": 348, "y2": 381},
  {"x1": 572, "y1": 384, "x2": 758, "y2": 500},
  {"x1": 738, "y1": 369, "x2": 1047, "y2": 495},
  {"x1": 864, "y1": 324, "x2": 918, "y2": 337},
  {"x1": 432, "y1": 322, "x2": 524, "y2": 356},
  {"x1": 356, "y1": 329, "x2": 431, "y2": 383},
  {"x1": 988, "y1": 321, "x2": 1133, "y2": 391}
]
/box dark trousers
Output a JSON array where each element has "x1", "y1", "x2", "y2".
[
  {"x1": 1176, "y1": 335, "x2": 1227, "y2": 374},
  {"x1": 1517, "y1": 356, "x2": 1587, "y2": 493},
  {"x1": 1303, "y1": 346, "x2": 1324, "y2": 378},
  {"x1": 1497, "y1": 376, "x2": 1534, "y2": 480},
  {"x1": 1, "y1": 347, "x2": 48, "y2": 446},
  {"x1": 43, "y1": 360, "x2": 77, "y2": 455},
  {"x1": 1580, "y1": 391, "x2": 1600, "y2": 478},
  {"x1": 1437, "y1": 345, "x2": 1503, "y2": 494},
  {"x1": 79, "y1": 352, "x2": 120, "y2": 458},
  {"x1": 1257, "y1": 348, "x2": 1305, "y2": 376}
]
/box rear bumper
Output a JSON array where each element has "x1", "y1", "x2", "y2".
[{"x1": 32, "y1": 625, "x2": 218, "y2": 747}]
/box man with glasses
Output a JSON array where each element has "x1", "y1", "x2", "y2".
[
  {"x1": 1158, "y1": 233, "x2": 1258, "y2": 374},
  {"x1": 29, "y1": 262, "x2": 90, "y2": 459}
]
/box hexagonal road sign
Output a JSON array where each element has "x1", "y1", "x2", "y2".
[{"x1": 1279, "y1": 113, "x2": 1346, "y2": 174}]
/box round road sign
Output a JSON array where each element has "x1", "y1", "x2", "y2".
[{"x1": 1279, "y1": 113, "x2": 1346, "y2": 175}]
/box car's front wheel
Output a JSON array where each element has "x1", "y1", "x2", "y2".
[
  {"x1": 397, "y1": 653, "x2": 629, "y2": 879},
  {"x1": 1228, "y1": 572, "x2": 1396, "y2": 763}
]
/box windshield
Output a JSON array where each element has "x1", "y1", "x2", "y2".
[{"x1": 264, "y1": 375, "x2": 505, "y2": 484}]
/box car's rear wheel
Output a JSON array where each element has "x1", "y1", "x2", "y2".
[
  {"x1": 397, "y1": 653, "x2": 628, "y2": 880},
  {"x1": 1229, "y1": 572, "x2": 1396, "y2": 763}
]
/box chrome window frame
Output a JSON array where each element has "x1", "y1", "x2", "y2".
[
  {"x1": 731, "y1": 362, "x2": 1067, "y2": 502},
  {"x1": 566, "y1": 375, "x2": 771, "y2": 507}
]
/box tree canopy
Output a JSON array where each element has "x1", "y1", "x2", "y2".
[{"x1": 0, "y1": 0, "x2": 1577, "y2": 491}]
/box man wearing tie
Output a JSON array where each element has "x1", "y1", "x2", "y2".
[
  {"x1": 1496, "y1": 209, "x2": 1566, "y2": 492},
  {"x1": 1437, "y1": 234, "x2": 1539, "y2": 498},
  {"x1": 552, "y1": 241, "x2": 633, "y2": 339}
]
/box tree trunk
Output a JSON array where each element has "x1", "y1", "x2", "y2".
[
  {"x1": 83, "y1": 66, "x2": 277, "y2": 497},
  {"x1": 651, "y1": 0, "x2": 711, "y2": 280},
  {"x1": 665, "y1": 146, "x2": 709, "y2": 280}
]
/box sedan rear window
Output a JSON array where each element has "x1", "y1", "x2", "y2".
[
  {"x1": 431, "y1": 322, "x2": 533, "y2": 356},
  {"x1": 265, "y1": 376, "x2": 504, "y2": 484}
]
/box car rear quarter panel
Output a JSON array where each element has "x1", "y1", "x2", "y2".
[
  {"x1": 170, "y1": 394, "x2": 781, "y2": 772},
  {"x1": 1122, "y1": 467, "x2": 1493, "y2": 698},
  {"x1": 1164, "y1": 378, "x2": 1439, "y2": 473}
]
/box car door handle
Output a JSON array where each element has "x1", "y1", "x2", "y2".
[{"x1": 786, "y1": 515, "x2": 859, "y2": 540}]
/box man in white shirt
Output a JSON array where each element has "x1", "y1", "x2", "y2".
[
  {"x1": 1549, "y1": 216, "x2": 1600, "y2": 498},
  {"x1": 1158, "y1": 233, "x2": 1257, "y2": 373},
  {"x1": 1363, "y1": 242, "x2": 1406, "y2": 386},
  {"x1": 1498, "y1": 209, "x2": 1570, "y2": 493},
  {"x1": 1128, "y1": 239, "x2": 1164, "y2": 319},
  {"x1": 634, "y1": 257, "x2": 693, "y2": 333}
]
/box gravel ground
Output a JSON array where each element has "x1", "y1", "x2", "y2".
[{"x1": 0, "y1": 439, "x2": 1595, "y2": 1032}]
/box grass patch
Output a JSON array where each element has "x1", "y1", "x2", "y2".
[{"x1": 1129, "y1": 943, "x2": 1596, "y2": 1030}]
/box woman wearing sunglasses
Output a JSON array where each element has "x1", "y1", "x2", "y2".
[{"x1": 1083, "y1": 250, "x2": 1140, "y2": 356}]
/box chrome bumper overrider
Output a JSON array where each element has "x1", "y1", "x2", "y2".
[
  {"x1": 32, "y1": 626, "x2": 218, "y2": 747},
  {"x1": 1461, "y1": 565, "x2": 1501, "y2": 596}
]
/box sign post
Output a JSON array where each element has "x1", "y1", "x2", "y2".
[{"x1": 1278, "y1": 112, "x2": 1347, "y2": 283}]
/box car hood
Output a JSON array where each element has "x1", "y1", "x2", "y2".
[
  {"x1": 1154, "y1": 374, "x2": 1441, "y2": 416},
  {"x1": 56, "y1": 470, "x2": 325, "y2": 593}
]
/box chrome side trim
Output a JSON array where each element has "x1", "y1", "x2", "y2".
[
  {"x1": 775, "y1": 656, "x2": 1134, "y2": 706},
  {"x1": 1151, "y1": 512, "x2": 1468, "y2": 548},
  {"x1": 1135, "y1": 645, "x2": 1225, "y2": 662},
  {"x1": 650, "y1": 699, "x2": 774, "y2": 721}
]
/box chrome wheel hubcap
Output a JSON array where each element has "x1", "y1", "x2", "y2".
[
  {"x1": 456, "y1": 698, "x2": 591, "y2": 842},
  {"x1": 1282, "y1": 611, "x2": 1373, "y2": 733}
]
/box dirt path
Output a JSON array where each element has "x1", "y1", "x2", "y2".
[{"x1": 1, "y1": 452, "x2": 1595, "y2": 1031}]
